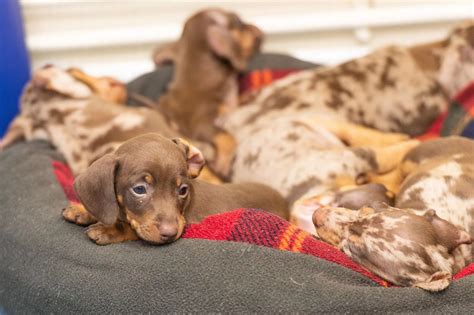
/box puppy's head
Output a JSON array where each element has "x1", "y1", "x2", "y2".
[
  {"x1": 312, "y1": 206, "x2": 363, "y2": 247},
  {"x1": 154, "y1": 8, "x2": 263, "y2": 71},
  {"x1": 313, "y1": 206, "x2": 472, "y2": 290},
  {"x1": 74, "y1": 133, "x2": 205, "y2": 245}
]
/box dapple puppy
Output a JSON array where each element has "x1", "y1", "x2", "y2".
[
  {"x1": 0, "y1": 66, "x2": 215, "y2": 177},
  {"x1": 396, "y1": 136, "x2": 474, "y2": 263},
  {"x1": 312, "y1": 136, "x2": 474, "y2": 291},
  {"x1": 313, "y1": 204, "x2": 471, "y2": 291},
  {"x1": 1, "y1": 65, "x2": 176, "y2": 174},
  {"x1": 154, "y1": 8, "x2": 263, "y2": 177},
  {"x1": 222, "y1": 22, "x2": 473, "y2": 207},
  {"x1": 68, "y1": 133, "x2": 288, "y2": 245}
]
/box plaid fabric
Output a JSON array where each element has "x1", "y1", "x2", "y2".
[
  {"x1": 52, "y1": 160, "x2": 473, "y2": 286},
  {"x1": 239, "y1": 69, "x2": 299, "y2": 93},
  {"x1": 419, "y1": 81, "x2": 474, "y2": 140}
]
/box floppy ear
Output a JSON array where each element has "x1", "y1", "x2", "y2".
[
  {"x1": 206, "y1": 25, "x2": 246, "y2": 71},
  {"x1": 74, "y1": 154, "x2": 119, "y2": 226},
  {"x1": 172, "y1": 138, "x2": 206, "y2": 178},
  {"x1": 424, "y1": 209, "x2": 472, "y2": 251},
  {"x1": 153, "y1": 41, "x2": 180, "y2": 66}
]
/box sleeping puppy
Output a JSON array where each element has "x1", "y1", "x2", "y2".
[
  {"x1": 65, "y1": 133, "x2": 288, "y2": 245},
  {"x1": 313, "y1": 204, "x2": 471, "y2": 291},
  {"x1": 312, "y1": 136, "x2": 474, "y2": 291},
  {"x1": 154, "y1": 8, "x2": 263, "y2": 177},
  {"x1": 222, "y1": 21, "x2": 473, "y2": 209},
  {"x1": 0, "y1": 65, "x2": 216, "y2": 179}
]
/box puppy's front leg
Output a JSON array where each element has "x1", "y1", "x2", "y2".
[
  {"x1": 86, "y1": 221, "x2": 138, "y2": 245},
  {"x1": 369, "y1": 167, "x2": 403, "y2": 194},
  {"x1": 210, "y1": 131, "x2": 236, "y2": 179},
  {"x1": 371, "y1": 139, "x2": 420, "y2": 173},
  {"x1": 0, "y1": 116, "x2": 27, "y2": 150},
  {"x1": 303, "y1": 117, "x2": 410, "y2": 147}
]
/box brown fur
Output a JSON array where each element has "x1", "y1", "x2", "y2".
[
  {"x1": 312, "y1": 137, "x2": 474, "y2": 291},
  {"x1": 0, "y1": 66, "x2": 217, "y2": 178},
  {"x1": 313, "y1": 205, "x2": 472, "y2": 291},
  {"x1": 223, "y1": 22, "x2": 474, "y2": 212},
  {"x1": 155, "y1": 8, "x2": 262, "y2": 178},
  {"x1": 64, "y1": 133, "x2": 288, "y2": 245}
]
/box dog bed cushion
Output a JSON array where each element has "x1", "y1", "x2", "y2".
[{"x1": 1, "y1": 140, "x2": 474, "y2": 313}]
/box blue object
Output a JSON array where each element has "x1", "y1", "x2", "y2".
[{"x1": 0, "y1": 0, "x2": 30, "y2": 136}]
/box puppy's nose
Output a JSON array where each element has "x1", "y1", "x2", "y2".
[
  {"x1": 312, "y1": 208, "x2": 328, "y2": 227},
  {"x1": 159, "y1": 225, "x2": 178, "y2": 242}
]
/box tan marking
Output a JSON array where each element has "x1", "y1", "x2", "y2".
[
  {"x1": 198, "y1": 167, "x2": 223, "y2": 184},
  {"x1": 334, "y1": 175, "x2": 357, "y2": 188},
  {"x1": 145, "y1": 174, "x2": 153, "y2": 184},
  {"x1": 370, "y1": 167, "x2": 403, "y2": 194},
  {"x1": 62, "y1": 202, "x2": 97, "y2": 226},
  {"x1": 359, "y1": 206, "x2": 375, "y2": 217},
  {"x1": 117, "y1": 194, "x2": 124, "y2": 206},
  {"x1": 400, "y1": 160, "x2": 419, "y2": 178},
  {"x1": 86, "y1": 222, "x2": 138, "y2": 245},
  {"x1": 371, "y1": 139, "x2": 420, "y2": 174},
  {"x1": 211, "y1": 132, "x2": 236, "y2": 178},
  {"x1": 302, "y1": 116, "x2": 410, "y2": 147}
]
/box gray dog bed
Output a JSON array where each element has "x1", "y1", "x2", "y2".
[
  {"x1": 1, "y1": 142, "x2": 473, "y2": 313},
  {"x1": 1, "y1": 54, "x2": 473, "y2": 312}
]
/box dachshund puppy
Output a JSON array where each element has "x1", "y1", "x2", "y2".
[
  {"x1": 313, "y1": 204, "x2": 471, "y2": 291},
  {"x1": 222, "y1": 22, "x2": 473, "y2": 214},
  {"x1": 65, "y1": 133, "x2": 288, "y2": 245},
  {"x1": 312, "y1": 137, "x2": 474, "y2": 291},
  {"x1": 154, "y1": 8, "x2": 263, "y2": 178},
  {"x1": 0, "y1": 66, "x2": 217, "y2": 179}
]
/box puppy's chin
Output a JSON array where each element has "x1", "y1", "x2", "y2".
[{"x1": 316, "y1": 226, "x2": 343, "y2": 248}]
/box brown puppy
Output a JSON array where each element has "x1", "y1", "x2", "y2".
[
  {"x1": 154, "y1": 8, "x2": 263, "y2": 177},
  {"x1": 65, "y1": 133, "x2": 288, "y2": 245}
]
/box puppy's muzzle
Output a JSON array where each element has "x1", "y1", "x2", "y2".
[{"x1": 130, "y1": 216, "x2": 185, "y2": 245}]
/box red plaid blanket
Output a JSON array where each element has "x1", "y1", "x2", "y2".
[{"x1": 53, "y1": 160, "x2": 473, "y2": 286}]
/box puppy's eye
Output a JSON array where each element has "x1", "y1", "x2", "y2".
[
  {"x1": 178, "y1": 184, "x2": 189, "y2": 198},
  {"x1": 132, "y1": 184, "x2": 147, "y2": 196}
]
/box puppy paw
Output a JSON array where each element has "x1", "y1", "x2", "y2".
[
  {"x1": 414, "y1": 271, "x2": 452, "y2": 292},
  {"x1": 62, "y1": 203, "x2": 97, "y2": 226},
  {"x1": 86, "y1": 222, "x2": 138, "y2": 245}
]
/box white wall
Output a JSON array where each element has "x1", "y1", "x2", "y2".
[{"x1": 20, "y1": 0, "x2": 473, "y2": 82}]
